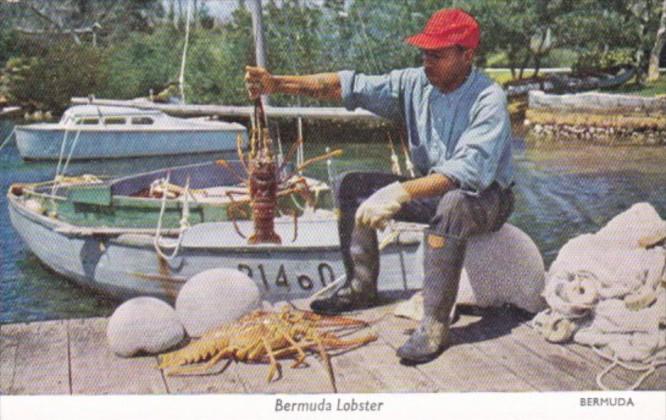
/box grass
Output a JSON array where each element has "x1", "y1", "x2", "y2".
[
  {"x1": 483, "y1": 69, "x2": 537, "y2": 85},
  {"x1": 601, "y1": 74, "x2": 666, "y2": 97},
  {"x1": 486, "y1": 68, "x2": 666, "y2": 97}
]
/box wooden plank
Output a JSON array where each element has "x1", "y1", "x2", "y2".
[
  {"x1": 232, "y1": 353, "x2": 335, "y2": 394},
  {"x1": 521, "y1": 319, "x2": 636, "y2": 389},
  {"x1": 68, "y1": 317, "x2": 167, "y2": 394},
  {"x1": 332, "y1": 339, "x2": 439, "y2": 393},
  {"x1": 379, "y1": 313, "x2": 536, "y2": 392},
  {"x1": 449, "y1": 311, "x2": 591, "y2": 391},
  {"x1": 561, "y1": 340, "x2": 666, "y2": 391},
  {"x1": 162, "y1": 359, "x2": 249, "y2": 394},
  {"x1": 633, "y1": 364, "x2": 666, "y2": 391},
  {"x1": 0, "y1": 324, "x2": 18, "y2": 394},
  {"x1": 280, "y1": 302, "x2": 439, "y2": 393},
  {"x1": 0, "y1": 320, "x2": 70, "y2": 395},
  {"x1": 509, "y1": 323, "x2": 625, "y2": 390}
]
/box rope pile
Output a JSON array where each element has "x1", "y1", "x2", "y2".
[{"x1": 532, "y1": 203, "x2": 666, "y2": 390}]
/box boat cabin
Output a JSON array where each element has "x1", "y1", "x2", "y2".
[{"x1": 60, "y1": 105, "x2": 165, "y2": 127}]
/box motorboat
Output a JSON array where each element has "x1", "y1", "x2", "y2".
[{"x1": 14, "y1": 105, "x2": 247, "y2": 160}]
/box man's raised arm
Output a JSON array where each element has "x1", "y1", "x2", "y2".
[{"x1": 244, "y1": 66, "x2": 342, "y2": 100}]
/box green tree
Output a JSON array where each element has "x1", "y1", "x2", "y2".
[
  {"x1": 2, "y1": 43, "x2": 106, "y2": 113},
  {"x1": 470, "y1": 0, "x2": 576, "y2": 79}
]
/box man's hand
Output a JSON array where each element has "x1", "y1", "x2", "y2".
[
  {"x1": 355, "y1": 182, "x2": 411, "y2": 230},
  {"x1": 244, "y1": 66, "x2": 342, "y2": 100},
  {"x1": 244, "y1": 66, "x2": 275, "y2": 99}
]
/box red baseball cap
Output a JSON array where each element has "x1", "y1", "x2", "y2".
[{"x1": 406, "y1": 8, "x2": 480, "y2": 50}]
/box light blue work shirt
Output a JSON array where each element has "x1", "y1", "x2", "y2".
[{"x1": 338, "y1": 67, "x2": 514, "y2": 194}]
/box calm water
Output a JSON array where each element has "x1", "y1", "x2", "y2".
[{"x1": 1, "y1": 120, "x2": 665, "y2": 324}]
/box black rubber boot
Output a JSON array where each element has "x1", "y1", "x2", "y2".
[
  {"x1": 397, "y1": 229, "x2": 466, "y2": 364},
  {"x1": 310, "y1": 225, "x2": 379, "y2": 314}
]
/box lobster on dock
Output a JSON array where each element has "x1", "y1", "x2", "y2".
[{"x1": 220, "y1": 97, "x2": 342, "y2": 245}]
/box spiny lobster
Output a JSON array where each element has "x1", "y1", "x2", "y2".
[
  {"x1": 157, "y1": 307, "x2": 377, "y2": 392},
  {"x1": 218, "y1": 97, "x2": 341, "y2": 244}
]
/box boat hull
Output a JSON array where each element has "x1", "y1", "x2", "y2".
[
  {"x1": 8, "y1": 193, "x2": 422, "y2": 302},
  {"x1": 15, "y1": 126, "x2": 246, "y2": 160}
]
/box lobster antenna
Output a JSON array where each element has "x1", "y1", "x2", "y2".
[
  {"x1": 398, "y1": 131, "x2": 415, "y2": 178},
  {"x1": 275, "y1": 122, "x2": 284, "y2": 167},
  {"x1": 387, "y1": 132, "x2": 402, "y2": 176}
]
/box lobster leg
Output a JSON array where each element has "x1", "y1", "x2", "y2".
[
  {"x1": 164, "y1": 349, "x2": 233, "y2": 376},
  {"x1": 275, "y1": 326, "x2": 309, "y2": 367},
  {"x1": 309, "y1": 330, "x2": 337, "y2": 394},
  {"x1": 261, "y1": 337, "x2": 282, "y2": 382},
  {"x1": 319, "y1": 332, "x2": 379, "y2": 350},
  {"x1": 225, "y1": 196, "x2": 249, "y2": 239}
]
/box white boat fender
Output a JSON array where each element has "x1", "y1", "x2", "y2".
[
  {"x1": 107, "y1": 297, "x2": 185, "y2": 357},
  {"x1": 176, "y1": 268, "x2": 261, "y2": 337}
]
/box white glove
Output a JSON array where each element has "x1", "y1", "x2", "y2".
[{"x1": 355, "y1": 181, "x2": 411, "y2": 230}]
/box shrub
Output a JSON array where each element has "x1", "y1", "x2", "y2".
[
  {"x1": 99, "y1": 27, "x2": 182, "y2": 100},
  {"x1": 572, "y1": 48, "x2": 635, "y2": 75},
  {"x1": 2, "y1": 44, "x2": 106, "y2": 113}
]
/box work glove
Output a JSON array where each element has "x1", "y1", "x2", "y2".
[{"x1": 355, "y1": 181, "x2": 411, "y2": 230}]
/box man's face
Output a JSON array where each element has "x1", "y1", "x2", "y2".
[{"x1": 420, "y1": 46, "x2": 474, "y2": 91}]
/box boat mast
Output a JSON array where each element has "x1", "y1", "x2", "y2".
[{"x1": 249, "y1": 0, "x2": 268, "y2": 106}]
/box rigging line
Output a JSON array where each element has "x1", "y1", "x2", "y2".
[
  {"x1": 0, "y1": 127, "x2": 16, "y2": 152},
  {"x1": 352, "y1": 8, "x2": 382, "y2": 74},
  {"x1": 178, "y1": 0, "x2": 193, "y2": 104},
  {"x1": 267, "y1": 11, "x2": 307, "y2": 168}
]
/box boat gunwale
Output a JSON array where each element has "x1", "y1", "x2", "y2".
[{"x1": 7, "y1": 190, "x2": 355, "y2": 253}]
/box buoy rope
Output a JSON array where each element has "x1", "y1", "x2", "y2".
[{"x1": 153, "y1": 174, "x2": 190, "y2": 261}]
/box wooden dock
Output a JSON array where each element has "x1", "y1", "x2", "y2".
[{"x1": 1, "y1": 300, "x2": 664, "y2": 395}]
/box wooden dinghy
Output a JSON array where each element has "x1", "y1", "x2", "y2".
[{"x1": 7, "y1": 161, "x2": 422, "y2": 302}]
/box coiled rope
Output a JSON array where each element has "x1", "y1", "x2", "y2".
[{"x1": 593, "y1": 345, "x2": 666, "y2": 391}]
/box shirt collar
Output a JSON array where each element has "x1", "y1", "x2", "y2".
[{"x1": 424, "y1": 66, "x2": 477, "y2": 97}]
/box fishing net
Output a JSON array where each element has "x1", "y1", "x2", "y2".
[{"x1": 533, "y1": 203, "x2": 666, "y2": 390}]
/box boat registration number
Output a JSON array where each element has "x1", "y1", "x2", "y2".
[{"x1": 236, "y1": 262, "x2": 336, "y2": 292}]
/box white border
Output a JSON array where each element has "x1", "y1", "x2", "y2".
[{"x1": 1, "y1": 392, "x2": 665, "y2": 420}]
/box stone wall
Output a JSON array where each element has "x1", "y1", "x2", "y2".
[{"x1": 525, "y1": 90, "x2": 666, "y2": 145}]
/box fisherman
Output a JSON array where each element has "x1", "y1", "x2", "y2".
[{"x1": 245, "y1": 8, "x2": 514, "y2": 364}]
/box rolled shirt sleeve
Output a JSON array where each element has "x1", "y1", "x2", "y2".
[{"x1": 338, "y1": 70, "x2": 405, "y2": 122}]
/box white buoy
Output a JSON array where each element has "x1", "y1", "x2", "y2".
[
  {"x1": 106, "y1": 297, "x2": 185, "y2": 357},
  {"x1": 176, "y1": 268, "x2": 261, "y2": 337},
  {"x1": 457, "y1": 224, "x2": 547, "y2": 313}
]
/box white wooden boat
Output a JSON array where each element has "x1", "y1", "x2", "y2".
[{"x1": 7, "y1": 161, "x2": 422, "y2": 302}]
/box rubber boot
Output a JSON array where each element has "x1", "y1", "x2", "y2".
[
  {"x1": 397, "y1": 229, "x2": 466, "y2": 364},
  {"x1": 310, "y1": 225, "x2": 379, "y2": 314}
]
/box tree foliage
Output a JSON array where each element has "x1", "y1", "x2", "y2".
[{"x1": 1, "y1": 0, "x2": 664, "y2": 112}]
